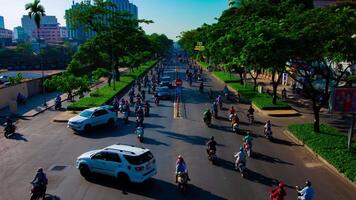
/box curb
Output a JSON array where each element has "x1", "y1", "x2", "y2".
[{"x1": 283, "y1": 130, "x2": 356, "y2": 189}]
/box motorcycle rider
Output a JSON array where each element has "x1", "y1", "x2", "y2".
[
  {"x1": 206, "y1": 136, "x2": 217, "y2": 154},
  {"x1": 144, "y1": 101, "x2": 150, "y2": 116},
  {"x1": 243, "y1": 132, "x2": 253, "y2": 148},
  {"x1": 229, "y1": 106, "x2": 236, "y2": 121},
  {"x1": 223, "y1": 84, "x2": 229, "y2": 98},
  {"x1": 216, "y1": 95, "x2": 222, "y2": 109},
  {"x1": 31, "y1": 168, "x2": 48, "y2": 196},
  {"x1": 270, "y1": 182, "x2": 287, "y2": 200},
  {"x1": 141, "y1": 90, "x2": 146, "y2": 101},
  {"x1": 234, "y1": 147, "x2": 246, "y2": 169},
  {"x1": 231, "y1": 114, "x2": 239, "y2": 128},
  {"x1": 199, "y1": 82, "x2": 204, "y2": 92},
  {"x1": 296, "y1": 180, "x2": 314, "y2": 200},
  {"x1": 55, "y1": 95, "x2": 61, "y2": 105},
  {"x1": 264, "y1": 120, "x2": 272, "y2": 135},
  {"x1": 5, "y1": 117, "x2": 14, "y2": 133},
  {"x1": 175, "y1": 155, "x2": 190, "y2": 183},
  {"x1": 212, "y1": 101, "x2": 218, "y2": 117}
]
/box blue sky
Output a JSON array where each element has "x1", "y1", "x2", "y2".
[{"x1": 0, "y1": 0, "x2": 228, "y2": 40}]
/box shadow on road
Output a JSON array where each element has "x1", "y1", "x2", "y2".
[
  {"x1": 271, "y1": 137, "x2": 302, "y2": 146},
  {"x1": 245, "y1": 169, "x2": 279, "y2": 187},
  {"x1": 44, "y1": 194, "x2": 61, "y2": 200},
  {"x1": 86, "y1": 175, "x2": 227, "y2": 200},
  {"x1": 252, "y1": 152, "x2": 294, "y2": 165},
  {"x1": 143, "y1": 137, "x2": 169, "y2": 146},
  {"x1": 9, "y1": 132, "x2": 28, "y2": 142},
  {"x1": 158, "y1": 130, "x2": 208, "y2": 146},
  {"x1": 148, "y1": 113, "x2": 166, "y2": 119}
]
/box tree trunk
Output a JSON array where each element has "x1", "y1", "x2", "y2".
[
  {"x1": 115, "y1": 67, "x2": 120, "y2": 81},
  {"x1": 239, "y1": 72, "x2": 244, "y2": 84},
  {"x1": 312, "y1": 97, "x2": 321, "y2": 133},
  {"x1": 272, "y1": 72, "x2": 283, "y2": 105},
  {"x1": 253, "y1": 78, "x2": 257, "y2": 91}
]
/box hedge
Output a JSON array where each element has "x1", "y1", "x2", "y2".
[
  {"x1": 288, "y1": 123, "x2": 356, "y2": 183},
  {"x1": 212, "y1": 71, "x2": 290, "y2": 109},
  {"x1": 67, "y1": 60, "x2": 157, "y2": 110}
]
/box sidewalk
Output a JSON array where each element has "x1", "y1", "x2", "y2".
[{"x1": 249, "y1": 74, "x2": 353, "y2": 134}]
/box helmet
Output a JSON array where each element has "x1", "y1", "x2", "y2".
[
  {"x1": 37, "y1": 168, "x2": 43, "y2": 173},
  {"x1": 267, "y1": 120, "x2": 271, "y2": 123},
  {"x1": 178, "y1": 155, "x2": 183, "y2": 160},
  {"x1": 246, "y1": 132, "x2": 250, "y2": 136},
  {"x1": 210, "y1": 136, "x2": 214, "y2": 140},
  {"x1": 278, "y1": 182, "x2": 284, "y2": 187},
  {"x1": 306, "y1": 180, "x2": 311, "y2": 186},
  {"x1": 239, "y1": 147, "x2": 243, "y2": 151}
]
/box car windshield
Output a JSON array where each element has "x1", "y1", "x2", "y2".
[
  {"x1": 124, "y1": 151, "x2": 154, "y2": 165},
  {"x1": 159, "y1": 87, "x2": 169, "y2": 92},
  {"x1": 79, "y1": 110, "x2": 93, "y2": 118}
]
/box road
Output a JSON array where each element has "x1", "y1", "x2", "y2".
[{"x1": 0, "y1": 60, "x2": 355, "y2": 200}]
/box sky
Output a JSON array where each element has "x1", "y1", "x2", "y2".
[{"x1": 0, "y1": 0, "x2": 228, "y2": 40}]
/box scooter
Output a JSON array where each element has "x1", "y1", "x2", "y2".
[
  {"x1": 235, "y1": 161, "x2": 247, "y2": 178},
  {"x1": 247, "y1": 113, "x2": 254, "y2": 124},
  {"x1": 54, "y1": 101, "x2": 62, "y2": 110},
  {"x1": 136, "y1": 127, "x2": 144, "y2": 142},
  {"x1": 264, "y1": 129, "x2": 273, "y2": 141},
  {"x1": 30, "y1": 183, "x2": 46, "y2": 200},
  {"x1": 244, "y1": 143, "x2": 252, "y2": 157},
  {"x1": 177, "y1": 172, "x2": 188, "y2": 195},
  {"x1": 207, "y1": 149, "x2": 217, "y2": 164},
  {"x1": 4, "y1": 123, "x2": 15, "y2": 138},
  {"x1": 203, "y1": 116, "x2": 211, "y2": 127},
  {"x1": 123, "y1": 111, "x2": 129, "y2": 124},
  {"x1": 232, "y1": 123, "x2": 239, "y2": 134}
]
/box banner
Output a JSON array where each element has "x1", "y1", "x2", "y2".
[{"x1": 332, "y1": 88, "x2": 356, "y2": 113}]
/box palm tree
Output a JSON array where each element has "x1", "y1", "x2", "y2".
[
  {"x1": 25, "y1": 0, "x2": 46, "y2": 105},
  {"x1": 25, "y1": 0, "x2": 45, "y2": 40}
]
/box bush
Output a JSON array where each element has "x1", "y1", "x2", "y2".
[
  {"x1": 67, "y1": 60, "x2": 157, "y2": 110},
  {"x1": 288, "y1": 124, "x2": 356, "y2": 183},
  {"x1": 212, "y1": 71, "x2": 290, "y2": 109}
]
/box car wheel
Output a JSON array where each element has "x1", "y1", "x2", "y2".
[
  {"x1": 84, "y1": 124, "x2": 91, "y2": 132},
  {"x1": 79, "y1": 164, "x2": 91, "y2": 178},
  {"x1": 117, "y1": 172, "x2": 130, "y2": 184},
  {"x1": 107, "y1": 118, "x2": 115, "y2": 127}
]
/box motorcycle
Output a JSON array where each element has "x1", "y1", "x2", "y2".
[
  {"x1": 235, "y1": 161, "x2": 247, "y2": 178},
  {"x1": 54, "y1": 100, "x2": 61, "y2": 110},
  {"x1": 247, "y1": 113, "x2": 254, "y2": 124},
  {"x1": 4, "y1": 123, "x2": 15, "y2": 138},
  {"x1": 123, "y1": 111, "x2": 129, "y2": 124},
  {"x1": 244, "y1": 143, "x2": 252, "y2": 157},
  {"x1": 199, "y1": 84, "x2": 204, "y2": 93},
  {"x1": 264, "y1": 129, "x2": 273, "y2": 141},
  {"x1": 203, "y1": 116, "x2": 211, "y2": 127},
  {"x1": 30, "y1": 183, "x2": 46, "y2": 200},
  {"x1": 207, "y1": 149, "x2": 217, "y2": 164},
  {"x1": 218, "y1": 100, "x2": 223, "y2": 110},
  {"x1": 177, "y1": 172, "x2": 188, "y2": 195},
  {"x1": 129, "y1": 95, "x2": 134, "y2": 105},
  {"x1": 232, "y1": 122, "x2": 239, "y2": 134},
  {"x1": 136, "y1": 116, "x2": 144, "y2": 127},
  {"x1": 136, "y1": 127, "x2": 144, "y2": 142},
  {"x1": 154, "y1": 97, "x2": 159, "y2": 106}
]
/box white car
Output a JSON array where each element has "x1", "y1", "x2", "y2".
[
  {"x1": 67, "y1": 105, "x2": 117, "y2": 132},
  {"x1": 76, "y1": 144, "x2": 157, "y2": 183}
]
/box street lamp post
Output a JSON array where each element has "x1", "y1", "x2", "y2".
[{"x1": 40, "y1": 38, "x2": 47, "y2": 107}]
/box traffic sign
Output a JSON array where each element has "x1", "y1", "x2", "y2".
[{"x1": 176, "y1": 79, "x2": 183, "y2": 87}]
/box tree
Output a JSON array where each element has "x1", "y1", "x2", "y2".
[
  {"x1": 286, "y1": 5, "x2": 356, "y2": 132},
  {"x1": 44, "y1": 72, "x2": 90, "y2": 101},
  {"x1": 8, "y1": 73, "x2": 24, "y2": 85},
  {"x1": 25, "y1": 0, "x2": 45, "y2": 41}
]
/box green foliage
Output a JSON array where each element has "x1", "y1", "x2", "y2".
[
  {"x1": 25, "y1": 0, "x2": 45, "y2": 29},
  {"x1": 92, "y1": 68, "x2": 111, "y2": 82},
  {"x1": 288, "y1": 124, "x2": 356, "y2": 183},
  {"x1": 67, "y1": 60, "x2": 157, "y2": 110},
  {"x1": 213, "y1": 71, "x2": 289, "y2": 109},
  {"x1": 43, "y1": 72, "x2": 90, "y2": 96},
  {"x1": 8, "y1": 73, "x2": 24, "y2": 85}
]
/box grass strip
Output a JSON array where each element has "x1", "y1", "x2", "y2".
[
  {"x1": 212, "y1": 71, "x2": 289, "y2": 109},
  {"x1": 288, "y1": 123, "x2": 356, "y2": 183},
  {"x1": 67, "y1": 60, "x2": 157, "y2": 110}
]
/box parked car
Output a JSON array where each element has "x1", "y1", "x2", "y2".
[
  {"x1": 157, "y1": 86, "x2": 171, "y2": 100},
  {"x1": 76, "y1": 144, "x2": 157, "y2": 183},
  {"x1": 67, "y1": 105, "x2": 117, "y2": 132},
  {"x1": 159, "y1": 76, "x2": 172, "y2": 88}
]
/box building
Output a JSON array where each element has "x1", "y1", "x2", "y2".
[
  {"x1": 313, "y1": 0, "x2": 356, "y2": 7},
  {"x1": 31, "y1": 24, "x2": 62, "y2": 44},
  {"x1": 21, "y1": 15, "x2": 58, "y2": 39},
  {"x1": 13, "y1": 26, "x2": 29, "y2": 43},
  {"x1": 66, "y1": 0, "x2": 138, "y2": 43},
  {"x1": 0, "y1": 16, "x2": 4, "y2": 29},
  {"x1": 59, "y1": 26, "x2": 68, "y2": 39},
  {"x1": 228, "y1": 0, "x2": 241, "y2": 8},
  {"x1": 0, "y1": 28, "x2": 13, "y2": 46}
]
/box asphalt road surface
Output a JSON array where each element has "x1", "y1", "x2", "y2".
[{"x1": 0, "y1": 60, "x2": 355, "y2": 200}]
